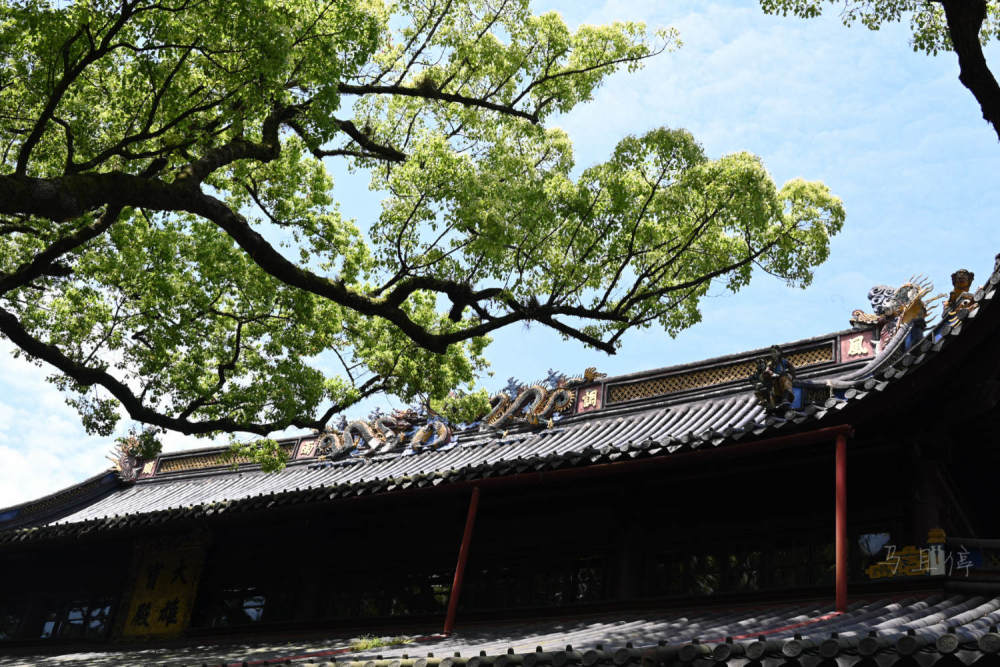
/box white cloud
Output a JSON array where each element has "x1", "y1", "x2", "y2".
[{"x1": 0, "y1": 342, "x2": 112, "y2": 506}]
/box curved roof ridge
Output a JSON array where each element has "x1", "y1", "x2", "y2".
[{"x1": 4, "y1": 255, "x2": 999, "y2": 539}]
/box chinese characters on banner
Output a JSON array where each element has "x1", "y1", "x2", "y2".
[
  {"x1": 121, "y1": 542, "x2": 205, "y2": 637},
  {"x1": 865, "y1": 529, "x2": 977, "y2": 579}
]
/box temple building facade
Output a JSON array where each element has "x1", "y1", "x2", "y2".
[{"x1": 3, "y1": 261, "x2": 1000, "y2": 665}]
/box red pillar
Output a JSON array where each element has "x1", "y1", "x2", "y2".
[
  {"x1": 443, "y1": 486, "x2": 480, "y2": 634},
  {"x1": 835, "y1": 432, "x2": 848, "y2": 612}
]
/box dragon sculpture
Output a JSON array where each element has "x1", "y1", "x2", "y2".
[
  {"x1": 849, "y1": 275, "x2": 940, "y2": 351},
  {"x1": 107, "y1": 438, "x2": 141, "y2": 482},
  {"x1": 479, "y1": 367, "x2": 606, "y2": 431},
  {"x1": 408, "y1": 420, "x2": 452, "y2": 452},
  {"x1": 313, "y1": 408, "x2": 449, "y2": 460},
  {"x1": 307, "y1": 367, "x2": 607, "y2": 459},
  {"x1": 316, "y1": 413, "x2": 402, "y2": 459}
]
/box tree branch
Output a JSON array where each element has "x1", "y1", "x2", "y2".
[
  {"x1": 0, "y1": 302, "x2": 381, "y2": 435},
  {"x1": 0, "y1": 169, "x2": 766, "y2": 360},
  {"x1": 332, "y1": 118, "x2": 407, "y2": 162},
  {"x1": 0, "y1": 205, "x2": 122, "y2": 295},
  {"x1": 15, "y1": 4, "x2": 135, "y2": 175},
  {"x1": 174, "y1": 104, "x2": 298, "y2": 185},
  {"x1": 338, "y1": 82, "x2": 539, "y2": 123}
]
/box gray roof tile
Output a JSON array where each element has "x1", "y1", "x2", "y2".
[{"x1": 7, "y1": 593, "x2": 1000, "y2": 666}]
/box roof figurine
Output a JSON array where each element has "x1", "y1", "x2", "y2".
[
  {"x1": 943, "y1": 268, "x2": 978, "y2": 326},
  {"x1": 750, "y1": 346, "x2": 797, "y2": 412},
  {"x1": 106, "y1": 438, "x2": 142, "y2": 483},
  {"x1": 106, "y1": 428, "x2": 162, "y2": 483}
]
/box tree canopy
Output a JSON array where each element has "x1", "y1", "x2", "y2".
[
  {"x1": 760, "y1": 0, "x2": 1000, "y2": 140},
  {"x1": 0, "y1": 0, "x2": 844, "y2": 441}
]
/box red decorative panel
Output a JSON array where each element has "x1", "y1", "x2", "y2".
[
  {"x1": 839, "y1": 329, "x2": 875, "y2": 361},
  {"x1": 295, "y1": 438, "x2": 318, "y2": 459},
  {"x1": 575, "y1": 385, "x2": 603, "y2": 414}
]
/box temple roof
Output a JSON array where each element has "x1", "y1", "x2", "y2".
[
  {"x1": 3, "y1": 256, "x2": 1000, "y2": 543},
  {"x1": 6, "y1": 592, "x2": 1000, "y2": 666}
]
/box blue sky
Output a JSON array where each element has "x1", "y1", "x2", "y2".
[{"x1": 2, "y1": 1, "x2": 998, "y2": 506}]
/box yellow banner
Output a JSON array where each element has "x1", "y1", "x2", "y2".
[{"x1": 121, "y1": 541, "x2": 204, "y2": 637}]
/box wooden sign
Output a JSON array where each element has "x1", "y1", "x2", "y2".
[{"x1": 120, "y1": 540, "x2": 205, "y2": 637}]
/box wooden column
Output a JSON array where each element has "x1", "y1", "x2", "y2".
[
  {"x1": 443, "y1": 486, "x2": 480, "y2": 634},
  {"x1": 835, "y1": 432, "x2": 848, "y2": 612}
]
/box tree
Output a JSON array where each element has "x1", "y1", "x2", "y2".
[
  {"x1": 759, "y1": 1, "x2": 1000, "y2": 140},
  {"x1": 0, "y1": 0, "x2": 844, "y2": 441}
]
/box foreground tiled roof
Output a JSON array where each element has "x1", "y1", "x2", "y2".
[
  {"x1": 6, "y1": 592, "x2": 1000, "y2": 666},
  {"x1": 4, "y1": 257, "x2": 1000, "y2": 543}
]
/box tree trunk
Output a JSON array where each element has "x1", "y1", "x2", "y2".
[{"x1": 941, "y1": 0, "x2": 1000, "y2": 140}]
